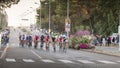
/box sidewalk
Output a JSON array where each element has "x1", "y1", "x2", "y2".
[{"x1": 82, "y1": 45, "x2": 120, "y2": 57}]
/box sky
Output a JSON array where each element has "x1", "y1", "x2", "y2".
[{"x1": 5, "y1": 0, "x2": 40, "y2": 27}]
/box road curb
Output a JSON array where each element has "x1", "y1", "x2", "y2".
[{"x1": 81, "y1": 49, "x2": 120, "y2": 57}]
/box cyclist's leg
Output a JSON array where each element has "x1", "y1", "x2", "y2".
[
  {"x1": 64, "y1": 42, "x2": 68, "y2": 52},
  {"x1": 46, "y1": 42, "x2": 49, "y2": 51},
  {"x1": 34, "y1": 41, "x2": 37, "y2": 49},
  {"x1": 63, "y1": 43, "x2": 67, "y2": 52},
  {"x1": 27, "y1": 41, "x2": 30, "y2": 47},
  {"x1": 59, "y1": 42, "x2": 62, "y2": 49},
  {"x1": 29, "y1": 41, "x2": 32, "y2": 48},
  {"x1": 53, "y1": 42, "x2": 56, "y2": 52},
  {"x1": 59, "y1": 42, "x2": 62, "y2": 51},
  {"x1": 21, "y1": 40, "x2": 24, "y2": 47},
  {"x1": 19, "y1": 40, "x2": 21, "y2": 46},
  {"x1": 40, "y1": 41, "x2": 44, "y2": 49},
  {"x1": 47, "y1": 42, "x2": 50, "y2": 51}
]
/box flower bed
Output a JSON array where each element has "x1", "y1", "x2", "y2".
[{"x1": 69, "y1": 30, "x2": 95, "y2": 49}]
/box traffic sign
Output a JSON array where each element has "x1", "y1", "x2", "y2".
[{"x1": 65, "y1": 18, "x2": 70, "y2": 32}]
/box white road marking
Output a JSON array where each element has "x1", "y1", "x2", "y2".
[
  {"x1": 23, "y1": 59, "x2": 35, "y2": 62},
  {"x1": 41, "y1": 59, "x2": 55, "y2": 63},
  {"x1": 78, "y1": 60, "x2": 94, "y2": 64},
  {"x1": 97, "y1": 60, "x2": 117, "y2": 64},
  {"x1": 31, "y1": 50, "x2": 42, "y2": 59},
  {"x1": 6, "y1": 58, "x2": 16, "y2": 62},
  {"x1": 117, "y1": 61, "x2": 120, "y2": 62},
  {"x1": 58, "y1": 60, "x2": 75, "y2": 63},
  {"x1": 0, "y1": 44, "x2": 9, "y2": 59}
]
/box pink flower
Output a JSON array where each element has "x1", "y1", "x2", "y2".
[
  {"x1": 79, "y1": 44, "x2": 88, "y2": 49},
  {"x1": 70, "y1": 34, "x2": 75, "y2": 38},
  {"x1": 83, "y1": 30, "x2": 90, "y2": 35},
  {"x1": 77, "y1": 30, "x2": 84, "y2": 35}
]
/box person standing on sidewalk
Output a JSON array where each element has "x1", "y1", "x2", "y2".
[
  {"x1": 112, "y1": 37, "x2": 115, "y2": 45},
  {"x1": 3, "y1": 35, "x2": 9, "y2": 46},
  {"x1": 102, "y1": 36, "x2": 106, "y2": 46},
  {"x1": 107, "y1": 36, "x2": 111, "y2": 46},
  {"x1": 1, "y1": 34, "x2": 5, "y2": 45}
]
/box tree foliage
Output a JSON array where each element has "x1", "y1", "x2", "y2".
[
  {"x1": 0, "y1": 0, "x2": 20, "y2": 8},
  {"x1": 0, "y1": 0, "x2": 20, "y2": 31},
  {"x1": 36, "y1": 0, "x2": 120, "y2": 35}
]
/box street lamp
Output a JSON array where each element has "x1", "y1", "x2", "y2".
[
  {"x1": 42, "y1": 0, "x2": 51, "y2": 35},
  {"x1": 35, "y1": 0, "x2": 45, "y2": 30},
  {"x1": 20, "y1": 7, "x2": 35, "y2": 27},
  {"x1": 67, "y1": 0, "x2": 69, "y2": 19},
  {"x1": 29, "y1": 7, "x2": 37, "y2": 25},
  {"x1": 65, "y1": 0, "x2": 70, "y2": 38},
  {"x1": 24, "y1": 9, "x2": 31, "y2": 27},
  {"x1": 118, "y1": 14, "x2": 120, "y2": 51},
  {"x1": 48, "y1": 0, "x2": 51, "y2": 34}
]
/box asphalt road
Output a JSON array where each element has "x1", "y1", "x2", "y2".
[{"x1": 1, "y1": 28, "x2": 120, "y2": 68}]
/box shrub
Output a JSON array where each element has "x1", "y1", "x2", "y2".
[
  {"x1": 79, "y1": 44, "x2": 89, "y2": 49},
  {"x1": 80, "y1": 37, "x2": 90, "y2": 44}
]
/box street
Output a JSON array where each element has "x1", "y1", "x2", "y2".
[{"x1": 1, "y1": 28, "x2": 120, "y2": 68}]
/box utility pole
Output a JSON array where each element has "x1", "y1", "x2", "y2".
[
  {"x1": 118, "y1": 14, "x2": 120, "y2": 51},
  {"x1": 48, "y1": 0, "x2": 51, "y2": 35},
  {"x1": 65, "y1": 0, "x2": 70, "y2": 38},
  {"x1": 67, "y1": 0, "x2": 69, "y2": 19},
  {"x1": 40, "y1": 0, "x2": 42, "y2": 30}
]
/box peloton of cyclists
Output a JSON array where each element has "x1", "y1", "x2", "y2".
[{"x1": 18, "y1": 32, "x2": 69, "y2": 52}]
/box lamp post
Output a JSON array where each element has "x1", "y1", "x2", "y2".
[
  {"x1": 38, "y1": 0, "x2": 54, "y2": 35},
  {"x1": 65, "y1": 0, "x2": 70, "y2": 38},
  {"x1": 20, "y1": 8, "x2": 33, "y2": 27},
  {"x1": 67, "y1": 0, "x2": 69, "y2": 19},
  {"x1": 40, "y1": 1, "x2": 42, "y2": 30},
  {"x1": 24, "y1": 9, "x2": 31, "y2": 27},
  {"x1": 118, "y1": 14, "x2": 120, "y2": 51},
  {"x1": 48, "y1": 0, "x2": 51, "y2": 34},
  {"x1": 29, "y1": 7, "x2": 37, "y2": 26},
  {"x1": 27, "y1": 10, "x2": 31, "y2": 27},
  {"x1": 35, "y1": 0, "x2": 44, "y2": 30}
]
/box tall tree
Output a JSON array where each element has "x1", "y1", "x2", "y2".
[{"x1": 36, "y1": 0, "x2": 120, "y2": 35}]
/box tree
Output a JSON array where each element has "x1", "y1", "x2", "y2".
[
  {"x1": 0, "y1": 0, "x2": 20, "y2": 30},
  {"x1": 36, "y1": 0, "x2": 120, "y2": 35}
]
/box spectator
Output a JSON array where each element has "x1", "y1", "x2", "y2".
[{"x1": 107, "y1": 36, "x2": 111, "y2": 46}]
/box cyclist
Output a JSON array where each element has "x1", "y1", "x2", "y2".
[
  {"x1": 28, "y1": 35, "x2": 33, "y2": 48},
  {"x1": 34, "y1": 35, "x2": 39, "y2": 49},
  {"x1": 21, "y1": 34, "x2": 25, "y2": 47},
  {"x1": 52, "y1": 36, "x2": 56, "y2": 52},
  {"x1": 58, "y1": 36, "x2": 63, "y2": 51},
  {"x1": 40, "y1": 35, "x2": 45, "y2": 50},
  {"x1": 63, "y1": 36, "x2": 69, "y2": 52},
  {"x1": 45, "y1": 35, "x2": 50, "y2": 51}
]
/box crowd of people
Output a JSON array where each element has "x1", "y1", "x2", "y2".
[
  {"x1": 18, "y1": 33, "x2": 69, "y2": 52},
  {"x1": 92, "y1": 35, "x2": 119, "y2": 46},
  {"x1": 1, "y1": 29, "x2": 10, "y2": 46}
]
